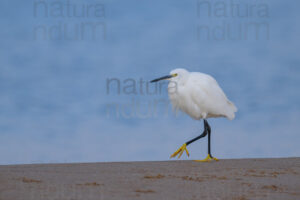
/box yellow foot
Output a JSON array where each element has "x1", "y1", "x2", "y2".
[
  {"x1": 195, "y1": 154, "x2": 219, "y2": 162},
  {"x1": 170, "y1": 143, "x2": 190, "y2": 159}
]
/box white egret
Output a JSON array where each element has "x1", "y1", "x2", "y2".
[{"x1": 150, "y1": 68, "x2": 237, "y2": 161}]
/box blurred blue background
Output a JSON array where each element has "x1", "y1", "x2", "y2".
[{"x1": 0, "y1": 0, "x2": 299, "y2": 164}]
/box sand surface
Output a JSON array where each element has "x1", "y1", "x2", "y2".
[{"x1": 0, "y1": 158, "x2": 300, "y2": 200}]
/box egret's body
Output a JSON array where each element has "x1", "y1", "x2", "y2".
[
  {"x1": 151, "y1": 68, "x2": 237, "y2": 161},
  {"x1": 168, "y1": 69, "x2": 237, "y2": 120}
]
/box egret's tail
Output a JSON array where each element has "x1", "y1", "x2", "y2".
[{"x1": 226, "y1": 101, "x2": 237, "y2": 120}]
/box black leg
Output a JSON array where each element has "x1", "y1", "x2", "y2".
[
  {"x1": 186, "y1": 119, "x2": 208, "y2": 146},
  {"x1": 171, "y1": 119, "x2": 218, "y2": 160},
  {"x1": 185, "y1": 119, "x2": 215, "y2": 157},
  {"x1": 205, "y1": 120, "x2": 217, "y2": 159},
  {"x1": 206, "y1": 120, "x2": 211, "y2": 155}
]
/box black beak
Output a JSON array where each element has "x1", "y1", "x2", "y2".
[{"x1": 150, "y1": 75, "x2": 173, "y2": 83}]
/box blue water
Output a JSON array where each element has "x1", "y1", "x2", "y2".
[{"x1": 0, "y1": 0, "x2": 299, "y2": 164}]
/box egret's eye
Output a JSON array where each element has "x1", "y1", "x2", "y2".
[{"x1": 173, "y1": 73, "x2": 178, "y2": 77}]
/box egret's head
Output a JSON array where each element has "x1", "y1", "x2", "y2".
[{"x1": 150, "y1": 68, "x2": 189, "y2": 83}]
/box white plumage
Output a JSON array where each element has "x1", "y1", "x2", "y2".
[
  {"x1": 168, "y1": 68, "x2": 237, "y2": 120},
  {"x1": 150, "y1": 68, "x2": 237, "y2": 161}
]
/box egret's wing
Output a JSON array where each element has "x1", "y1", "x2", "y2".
[{"x1": 188, "y1": 73, "x2": 236, "y2": 119}]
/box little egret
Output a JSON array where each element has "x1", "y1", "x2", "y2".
[{"x1": 150, "y1": 68, "x2": 237, "y2": 161}]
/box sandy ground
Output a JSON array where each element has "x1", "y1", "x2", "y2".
[{"x1": 0, "y1": 158, "x2": 299, "y2": 200}]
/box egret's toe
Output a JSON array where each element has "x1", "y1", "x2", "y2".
[
  {"x1": 170, "y1": 143, "x2": 189, "y2": 159},
  {"x1": 195, "y1": 154, "x2": 219, "y2": 162}
]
